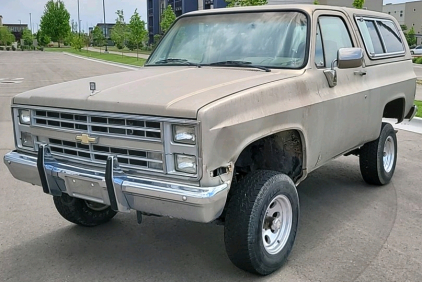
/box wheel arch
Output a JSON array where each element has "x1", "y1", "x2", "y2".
[
  {"x1": 383, "y1": 96, "x2": 406, "y2": 123},
  {"x1": 233, "y1": 128, "x2": 308, "y2": 185}
]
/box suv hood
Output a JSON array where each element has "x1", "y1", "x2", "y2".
[{"x1": 14, "y1": 66, "x2": 303, "y2": 118}]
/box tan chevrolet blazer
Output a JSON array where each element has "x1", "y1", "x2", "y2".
[{"x1": 4, "y1": 4, "x2": 418, "y2": 275}]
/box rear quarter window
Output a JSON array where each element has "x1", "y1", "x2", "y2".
[{"x1": 355, "y1": 16, "x2": 405, "y2": 59}]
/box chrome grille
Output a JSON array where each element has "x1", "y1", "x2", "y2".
[
  {"x1": 47, "y1": 138, "x2": 164, "y2": 172},
  {"x1": 34, "y1": 110, "x2": 162, "y2": 141}
]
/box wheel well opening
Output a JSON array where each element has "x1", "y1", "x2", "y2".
[
  {"x1": 383, "y1": 98, "x2": 405, "y2": 123},
  {"x1": 234, "y1": 130, "x2": 304, "y2": 184}
]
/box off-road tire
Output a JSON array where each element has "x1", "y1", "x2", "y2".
[
  {"x1": 224, "y1": 170, "x2": 299, "y2": 276},
  {"x1": 53, "y1": 193, "x2": 117, "y2": 227},
  {"x1": 359, "y1": 122, "x2": 397, "y2": 185}
]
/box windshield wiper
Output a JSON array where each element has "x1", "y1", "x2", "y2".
[
  {"x1": 153, "y1": 58, "x2": 201, "y2": 67},
  {"x1": 208, "y1": 61, "x2": 271, "y2": 72}
]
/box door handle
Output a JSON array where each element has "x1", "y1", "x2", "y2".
[{"x1": 354, "y1": 70, "x2": 367, "y2": 76}]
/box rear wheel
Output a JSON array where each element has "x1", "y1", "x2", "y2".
[
  {"x1": 359, "y1": 122, "x2": 397, "y2": 185},
  {"x1": 53, "y1": 193, "x2": 117, "y2": 227},
  {"x1": 224, "y1": 170, "x2": 299, "y2": 276}
]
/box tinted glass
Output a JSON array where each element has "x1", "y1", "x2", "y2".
[
  {"x1": 365, "y1": 20, "x2": 384, "y2": 54},
  {"x1": 319, "y1": 16, "x2": 353, "y2": 66},
  {"x1": 376, "y1": 21, "x2": 403, "y2": 53}
]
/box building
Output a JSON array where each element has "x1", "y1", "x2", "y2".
[
  {"x1": 268, "y1": 0, "x2": 382, "y2": 12},
  {"x1": 0, "y1": 15, "x2": 28, "y2": 42},
  {"x1": 95, "y1": 23, "x2": 115, "y2": 39},
  {"x1": 146, "y1": 0, "x2": 385, "y2": 43},
  {"x1": 147, "y1": 0, "x2": 227, "y2": 43},
  {"x1": 383, "y1": 1, "x2": 422, "y2": 44},
  {"x1": 268, "y1": 0, "x2": 383, "y2": 11}
]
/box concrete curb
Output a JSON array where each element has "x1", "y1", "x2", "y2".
[
  {"x1": 385, "y1": 117, "x2": 422, "y2": 135},
  {"x1": 62, "y1": 52, "x2": 142, "y2": 71}
]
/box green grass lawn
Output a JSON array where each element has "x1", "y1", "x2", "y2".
[
  {"x1": 92, "y1": 46, "x2": 152, "y2": 55},
  {"x1": 44, "y1": 47, "x2": 146, "y2": 67},
  {"x1": 415, "y1": 100, "x2": 422, "y2": 118}
]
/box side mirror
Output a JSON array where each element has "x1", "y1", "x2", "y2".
[{"x1": 337, "y1": 48, "x2": 364, "y2": 69}]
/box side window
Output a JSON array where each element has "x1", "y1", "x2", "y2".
[
  {"x1": 315, "y1": 24, "x2": 324, "y2": 67},
  {"x1": 357, "y1": 20, "x2": 384, "y2": 55},
  {"x1": 376, "y1": 20, "x2": 403, "y2": 53},
  {"x1": 356, "y1": 17, "x2": 405, "y2": 58},
  {"x1": 317, "y1": 16, "x2": 353, "y2": 67}
]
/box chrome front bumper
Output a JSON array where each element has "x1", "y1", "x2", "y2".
[{"x1": 3, "y1": 145, "x2": 229, "y2": 223}]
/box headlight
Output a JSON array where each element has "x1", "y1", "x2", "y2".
[
  {"x1": 175, "y1": 154, "x2": 197, "y2": 174},
  {"x1": 173, "y1": 125, "x2": 196, "y2": 145},
  {"x1": 21, "y1": 132, "x2": 34, "y2": 148},
  {"x1": 19, "y1": 109, "x2": 31, "y2": 125}
]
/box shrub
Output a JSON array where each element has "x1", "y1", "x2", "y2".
[
  {"x1": 6, "y1": 47, "x2": 10, "y2": 51},
  {"x1": 0, "y1": 46, "x2": 4, "y2": 50},
  {"x1": 37, "y1": 46, "x2": 44, "y2": 51},
  {"x1": 415, "y1": 57, "x2": 422, "y2": 64}
]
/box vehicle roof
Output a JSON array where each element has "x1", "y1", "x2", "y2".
[{"x1": 182, "y1": 4, "x2": 396, "y2": 21}]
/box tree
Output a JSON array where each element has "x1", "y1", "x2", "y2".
[
  {"x1": 22, "y1": 28, "x2": 33, "y2": 46},
  {"x1": 160, "y1": 5, "x2": 176, "y2": 34},
  {"x1": 128, "y1": 9, "x2": 148, "y2": 60},
  {"x1": 92, "y1": 26, "x2": 105, "y2": 52},
  {"x1": 0, "y1": 27, "x2": 15, "y2": 46},
  {"x1": 71, "y1": 33, "x2": 84, "y2": 50},
  {"x1": 352, "y1": 0, "x2": 365, "y2": 9},
  {"x1": 313, "y1": 0, "x2": 319, "y2": 4},
  {"x1": 225, "y1": 0, "x2": 267, "y2": 7},
  {"x1": 111, "y1": 10, "x2": 127, "y2": 55},
  {"x1": 40, "y1": 0, "x2": 71, "y2": 47},
  {"x1": 406, "y1": 27, "x2": 417, "y2": 47},
  {"x1": 36, "y1": 30, "x2": 51, "y2": 47}
]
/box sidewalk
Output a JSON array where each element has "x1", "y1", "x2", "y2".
[
  {"x1": 83, "y1": 47, "x2": 150, "y2": 60},
  {"x1": 416, "y1": 84, "x2": 422, "y2": 101},
  {"x1": 385, "y1": 117, "x2": 422, "y2": 135}
]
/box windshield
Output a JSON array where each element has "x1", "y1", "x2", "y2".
[{"x1": 146, "y1": 11, "x2": 308, "y2": 69}]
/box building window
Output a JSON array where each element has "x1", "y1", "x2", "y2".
[{"x1": 204, "y1": 0, "x2": 213, "y2": 9}]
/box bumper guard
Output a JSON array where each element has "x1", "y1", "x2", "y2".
[{"x1": 3, "y1": 145, "x2": 229, "y2": 223}]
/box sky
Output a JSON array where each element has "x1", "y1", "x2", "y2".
[{"x1": 0, "y1": 0, "x2": 419, "y2": 33}]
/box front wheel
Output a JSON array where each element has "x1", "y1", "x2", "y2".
[
  {"x1": 224, "y1": 170, "x2": 299, "y2": 276},
  {"x1": 53, "y1": 193, "x2": 117, "y2": 227},
  {"x1": 359, "y1": 122, "x2": 397, "y2": 185}
]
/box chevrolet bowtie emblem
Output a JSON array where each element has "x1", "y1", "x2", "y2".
[{"x1": 75, "y1": 134, "x2": 98, "y2": 145}]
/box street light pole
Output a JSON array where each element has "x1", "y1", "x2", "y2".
[
  {"x1": 77, "y1": 0, "x2": 81, "y2": 36},
  {"x1": 102, "y1": 0, "x2": 108, "y2": 52},
  {"x1": 29, "y1": 13, "x2": 33, "y2": 34}
]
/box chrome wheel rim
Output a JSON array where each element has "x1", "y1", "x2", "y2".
[
  {"x1": 262, "y1": 195, "x2": 293, "y2": 255},
  {"x1": 85, "y1": 201, "x2": 108, "y2": 211},
  {"x1": 383, "y1": 136, "x2": 395, "y2": 173}
]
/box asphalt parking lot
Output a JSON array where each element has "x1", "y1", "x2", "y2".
[{"x1": 1, "y1": 52, "x2": 422, "y2": 282}]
